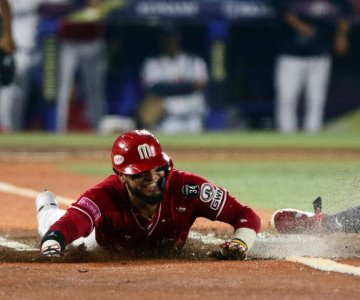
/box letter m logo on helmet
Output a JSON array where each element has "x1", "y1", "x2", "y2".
[
  {"x1": 111, "y1": 130, "x2": 170, "y2": 175},
  {"x1": 137, "y1": 144, "x2": 155, "y2": 160}
]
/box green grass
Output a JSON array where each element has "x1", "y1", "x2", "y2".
[
  {"x1": 326, "y1": 108, "x2": 360, "y2": 133},
  {"x1": 0, "y1": 133, "x2": 115, "y2": 148},
  {"x1": 1, "y1": 131, "x2": 360, "y2": 149},
  {"x1": 62, "y1": 160, "x2": 360, "y2": 213},
  {"x1": 178, "y1": 161, "x2": 360, "y2": 213}
]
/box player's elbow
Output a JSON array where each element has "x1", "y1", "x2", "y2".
[
  {"x1": 253, "y1": 212, "x2": 262, "y2": 233},
  {"x1": 245, "y1": 209, "x2": 262, "y2": 234}
]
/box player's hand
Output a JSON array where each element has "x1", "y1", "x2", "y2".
[
  {"x1": 40, "y1": 239, "x2": 63, "y2": 257},
  {"x1": 208, "y1": 238, "x2": 248, "y2": 260},
  {"x1": 220, "y1": 238, "x2": 248, "y2": 260},
  {"x1": 285, "y1": 13, "x2": 315, "y2": 38},
  {"x1": 0, "y1": 36, "x2": 16, "y2": 54},
  {"x1": 334, "y1": 35, "x2": 349, "y2": 55}
]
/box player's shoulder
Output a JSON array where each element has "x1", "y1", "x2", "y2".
[
  {"x1": 169, "y1": 169, "x2": 202, "y2": 181},
  {"x1": 81, "y1": 175, "x2": 127, "y2": 206},
  {"x1": 144, "y1": 55, "x2": 163, "y2": 66},
  {"x1": 168, "y1": 169, "x2": 215, "y2": 192},
  {"x1": 167, "y1": 169, "x2": 227, "y2": 206}
]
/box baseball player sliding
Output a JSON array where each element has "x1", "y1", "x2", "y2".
[
  {"x1": 272, "y1": 197, "x2": 360, "y2": 234},
  {"x1": 37, "y1": 129, "x2": 261, "y2": 259}
]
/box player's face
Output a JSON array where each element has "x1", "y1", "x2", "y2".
[{"x1": 121, "y1": 165, "x2": 166, "y2": 205}]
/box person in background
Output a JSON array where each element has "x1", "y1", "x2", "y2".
[
  {"x1": 0, "y1": 0, "x2": 15, "y2": 54},
  {"x1": 0, "y1": 0, "x2": 15, "y2": 132},
  {"x1": 0, "y1": 0, "x2": 67, "y2": 132},
  {"x1": 55, "y1": 0, "x2": 107, "y2": 133},
  {"x1": 138, "y1": 25, "x2": 208, "y2": 134},
  {"x1": 273, "y1": 0, "x2": 352, "y2": 133},
  {"x1": 272, "y1": 197, "x2": 360, "y2": 234}
]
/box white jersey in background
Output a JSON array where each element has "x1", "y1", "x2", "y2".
[{"x1": 142, "y1": 52, "x2": 208, "y2": 133}]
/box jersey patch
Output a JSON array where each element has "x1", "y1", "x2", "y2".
[
  {"x1": 200, "y1": 183, "x2": 226, "y2": 211},
  {"x1": 77, "y1": 197, "x2": 101, "y2": 222},
  {"x1": 182, "y1": 183, "x2": 199, "y2": 198},
  {"x1": 200, "y1": 183, "x2": 214, "y2": 202}
]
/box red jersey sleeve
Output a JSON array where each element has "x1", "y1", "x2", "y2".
[
  {"x1": 216, "y1": 193, "x2": 261, "y2": 234},
  {"x1": 49, "y1": 206, "x2": 94, "y2": 245},
  {"x1": 173, "y1": 170, "x2": 261, "y2": 234},
  {"x1": 49, "y1": 175, "x2": 124, "y2": 246}
]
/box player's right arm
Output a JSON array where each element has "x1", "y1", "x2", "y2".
[
  {"x1": 284, "y1": 13, "x2": 315, "y2": 38},
  {"x1": 40, "y1": 203, "x2": 96, "y2": 256},
  {"x1": 39, "y1": 187, "x2": 107, "y2": 257},
  {"x1": 272, "y1": 0, "x2": 315, "y2": 38},
  {"x1": 0, "y1": 0, "x2": 15, "y2": 53}
]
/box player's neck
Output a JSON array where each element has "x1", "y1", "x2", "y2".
[{"x1": 130, "y1": 197, "x2": 158, "y2": 219}]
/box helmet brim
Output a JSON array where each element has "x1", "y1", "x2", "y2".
[{"x1": 118, "y1": 152, "x2": 170, "y2": 175}]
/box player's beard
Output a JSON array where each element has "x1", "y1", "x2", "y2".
[{"x1": 126, "y1": 178, "x2": 164, "y2": 205}]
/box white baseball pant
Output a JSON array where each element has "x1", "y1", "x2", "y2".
[{"x1": 275, "y1": 54, "x2": 331, "y2": 133}]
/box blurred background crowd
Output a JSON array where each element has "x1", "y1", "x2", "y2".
[{"x1": 0, "y1": 0, "x2": 359, "y2": 134}]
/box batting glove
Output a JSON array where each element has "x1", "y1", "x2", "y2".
[
  {"x1": 220, "y1": 238, "x2": 248, "y2": 260},
  {"x1": 40, "y1": 230, "x2": 65, "y2": 257},
  {"x1": 40, "y1": 239, "x2": 63, "y2": 257},
  {"x1": 208, "y1": 238, "x2": 248, "y2": 260}
]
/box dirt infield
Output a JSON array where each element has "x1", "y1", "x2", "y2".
[{"x1": 0, "y1": 148, "x2": 359, "y2": 299}]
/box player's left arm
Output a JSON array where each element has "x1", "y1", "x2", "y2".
[
  {"x1": 333, "y1": 19, "x2": 351, "y2": 55},
  {"x1": 214, "y1": 195, "x2": 261, "y2": 259},
  {"x1": 0, "y1": 0, "x2": 15, "y2": 53},
  {"x1": 190, "y1": 176, "x2": 260, "y2": 260},
  {"x1": 333, "y1": 0, "x2": 352, "y2": 55}
]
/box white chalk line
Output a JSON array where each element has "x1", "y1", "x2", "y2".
[
  {"x1": 0, "y1": 181, "x2": 74, "y2": 206},
  {"x1": 188, "y1": 231, "x2": 224, "y2": 245},
  {"x1": 286, "y1": 256, "x2": 360, "y2": 277},
  {"x1": 0, "y1": 181, "x2": 73, "y2": 252},
  {"x1": 0, "y1": 237, "x2": 37, "y2": 251},
  {"x1": 1, "y1": 181, "x2": 360, "y2": 277}
]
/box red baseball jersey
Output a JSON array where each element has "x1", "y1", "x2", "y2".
[{"x1": 50, "y1": 169, "x2": 261, "y2": 252}]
